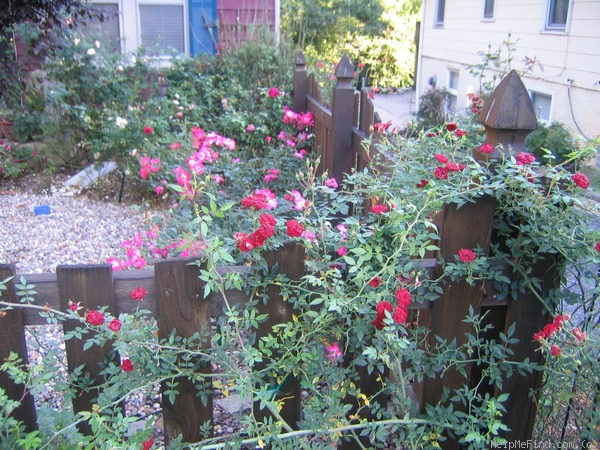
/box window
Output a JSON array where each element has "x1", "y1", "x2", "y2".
[
  {"x1": 530, "y1": 91, "x2": 552, "y2": 121},
  {"x1": 448, "y1": 70, "x2": 459, "y2": 90},
  {"x1": 446, "y1": 69, "x2": 459, "y2": 114},
  {"x1": 140, "y1": 4, "x2": 185, "y2": 55},
  {"x1": 545, "y1": 0, "x2": 570, "y2": 31},
  {"x1": 435, "y1": 0, "x2": 445, "y2": 26},
  {"x1": 86, "y1": 3, "x2": 121, "y2": 52},
  {"x1": 483, "y1": 0, "x2": 495, "y2": 20}
]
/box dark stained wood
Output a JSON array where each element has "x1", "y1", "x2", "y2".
[
  {"x1": 293, "y1": 51, "x2": 307, "y2": 113},
  {"x1": 500, "y1": 255, "x2": 558, "y2": 441},
  {"x1": 475, "y1": 70, "x2": 537, "y2": 159},
  {"x1": 155, "y1": 258, "x2": 212, "y2": 443},
  {"x1": 421, "y1": 199, "x2": 496, "y2": 410},
  {"x1": 56, "y1": 264, "x2": 116, "y2": 435},
  {"x1": 0, "y1": 264, "x2": 38, "y2": 432},
  {"x1": 253, "y1": 242, "x2": 305, "y2": 428},
  {"x1": 329, "y1": 54, "x2": 356, "y2": 184}
]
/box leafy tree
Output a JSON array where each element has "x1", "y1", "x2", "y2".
[
  {"x1": 281, "y1": 0, "x2": 421, "y2": 88},
  {"x1": 0, "y1": 0, "x2": 88, "y2": 29},
  {"x1": 281, "y1": 0, "x2": 386, "y2": 51}
]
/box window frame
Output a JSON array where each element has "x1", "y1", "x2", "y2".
[
  {"x1": 544, "y1": 0, "x2": 572, "y2": 33},
  {"x1": 529, "y1": 89, "x2": 553, "y2": 123},
  {"x1": 138, "y1": 0, "x2": 188, "y2": 57}
]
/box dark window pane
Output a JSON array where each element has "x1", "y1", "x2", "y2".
[
  {"x1": 548, "y1": 0, "x2": 569, "y2": 27},
  {"x1": 436, "y1": 0, "x2": 445, "y2": 24}
]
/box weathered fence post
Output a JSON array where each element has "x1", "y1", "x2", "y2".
[
  {"x1": 155, "y1": 258, "x2": 212, "y2": 443},
  {"x1": 57, "y1": 264, "x2": 117, "y2": 435},
  {"x1": 0, "y1": 264, "x2": 38, "y2": 432},
  {"x1": 329, "y1": 54, "x2": 356, "y2": 184},
  {"x1": 420, "y1": 70, "x2": 543, "y2": 448},
  {"x1": 476, "y1": 70, "x2": 557, "y2": 443},
  {"x1": 253, "y1": 242, "x2": 305, "y2": 428},
  {"x1": 293, "y1": 51, "x2": 307, "y2": 113}
]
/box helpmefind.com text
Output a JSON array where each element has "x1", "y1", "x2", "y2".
[{"x1": 492, "y1": 441, "x2": 596, "y2": 449}]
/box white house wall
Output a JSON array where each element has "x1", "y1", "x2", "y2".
[{"x1": 417, "y1": 0, "x2": 600, "y2": 140}]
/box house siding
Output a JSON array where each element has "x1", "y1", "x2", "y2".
[
  {"x1": 417, "y1": 0, "x2": 600, "y2": 139},
  {"x1": 88, "y1": 0, "x2": 279, "y2": 57},
  {"x1": 217, "y1": 0, "x2": 279, "y2": 49}
]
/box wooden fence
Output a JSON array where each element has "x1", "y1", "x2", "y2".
[{"x1": 0, "y1": 54, "x2": 557, "y2": 449}]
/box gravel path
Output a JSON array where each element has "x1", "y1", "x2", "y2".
[{"x1": 0, "y1": 181, "x2": 153, "y2": 274}]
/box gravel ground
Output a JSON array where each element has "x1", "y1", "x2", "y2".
[
  {"x1": 0, "y1": 171, "x2": 245, "y2": 446},
  {"x1": 0, "y1": 174, "x2": 153, "y2": 273}
]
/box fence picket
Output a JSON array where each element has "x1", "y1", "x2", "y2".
[
  {"x1": 56, "y1": 264, "x2": 117, "y2": 435},
  {"x1": 0, "y1": 264, "x2": 38, "y2": 432},
  {"x1": 253, "y1": 242, "x2": 305, "y2": 428},
  {"x1": 154, "y1": 258, "x2": 213, "y2": 443}
]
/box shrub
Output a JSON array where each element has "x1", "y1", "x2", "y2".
[
  {"x1": 525, "y1": 121, "x2": 584, "y2": 166},
  {"x1": 416, "y1": 87, "x2": 449, "y2": 129}
]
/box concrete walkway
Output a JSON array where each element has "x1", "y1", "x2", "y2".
[{"x1": 372, "y1": 89, "x2": 417, "y2": 131}]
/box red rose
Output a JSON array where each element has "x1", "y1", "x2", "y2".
[
  {"x1": 571, "y1": 172, "x2": 589, "y2": 189},
  {"x1": 445, "y1": 123, "x2": 457, "y2": 132},
  {"x1": 376, "y1": 301, "x2": 393, "y2": 315},
  {"x1": 142, "y1": 436, "x2": 154, "y2": 450},
  {"x1": 285, "y1": 219, "x2": 304, "y2": 237},
  {"x1": 259, "y1": 213, "x2": 277, "y2": 228},
  {"x1": 108, "y1": 318, "x2": 122, "y2": 332},
  {"x1": 515, "y1": 152, "x2": 536, "y2": 165},
  {"x1": 416, "y1": 179, "x2": 429, "y2": 188},
  {"x1": 478, "y1": 143, "x2": 494, "y2": 154},
  {"x1": 434, "y1": 166, "x2": 449, "y2": 179},
  {"x1": 236, "y1": 233, "x2": 255, "y2": 252},
  {"x1": 121, "y1": 358, "x2": 134, "y2": 372},
  {"x1": 458, "y1": 248, "x2": 476, "y2": 263},
  {"x1": 368, "y1": 276, "x2": 381, "y2": 288},
  {"x1": 85, "y1": 310, "x2": 105, "y2": 326},
  {"x1": 392, "y1": 305, "x2": 408, "y2": 324},
  {"x1": 143, "y1": 126, "x2": 153, "y2": 134},
  {"x1": 370, "y1": 204, "x2": 388, "y2": 215},
  {"x1": 129, "y1": 287, "x2": 147, "y2": 301},
  {"x1": 241, "y1": 193, "x2": 269, "y2": 210},
  {"x1": 434, "y1": 153, "x2": 449, "y2": 164},
  {"x1": 395, "y1": 288, "x2": 412, "y2": 307},
  {"x1": 550, "y1": 344, "x2": 561, "y2": 357},
  {"x1": 454, "y1": 129, "x2": 468, "y2": 137}
]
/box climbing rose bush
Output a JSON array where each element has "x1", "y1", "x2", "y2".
[{"x1": 1, "y1": 112, "x2": 599, "y2": 449}]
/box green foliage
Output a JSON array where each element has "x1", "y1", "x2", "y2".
[
  {"x1": 416, "y1": 87, "x2": 449, "y2": 129},
  {"x1": 3, "y1": 106, "x2": 599, "y2": 447},
  {"x1": 0, "y1": 142, "x2": 44, "y2": 179},
  {"x1": 525, "y1": 121, "x2": 587, "y2": 166},
  {"x1": 282, "y1": 0, "x2": 421, "y2": 89},
  {"x1": 468, "y1": 32, "x2": 540, "y2": 95},
  {"x1": 0, "y1": 0, "x2": 88, "y2": 29}
]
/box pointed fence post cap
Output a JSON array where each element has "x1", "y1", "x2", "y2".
[
  {"x1": 336, "y1": 54, "x2": 355, "y2": 81},
  {"x1": 295, "y1": 51, "x2": 306, "y2": 67},
  {"x1": 475, "y1": 70, "x2": 537, "y2": 160}
]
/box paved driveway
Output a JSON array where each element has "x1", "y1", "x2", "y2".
[{"x1": 372, "y1": 89, "x2": 417, "y2": 131}]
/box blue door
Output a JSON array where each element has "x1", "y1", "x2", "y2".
[{"x1": 189, "y1": 0, "x2": 217, "y2": 55}]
